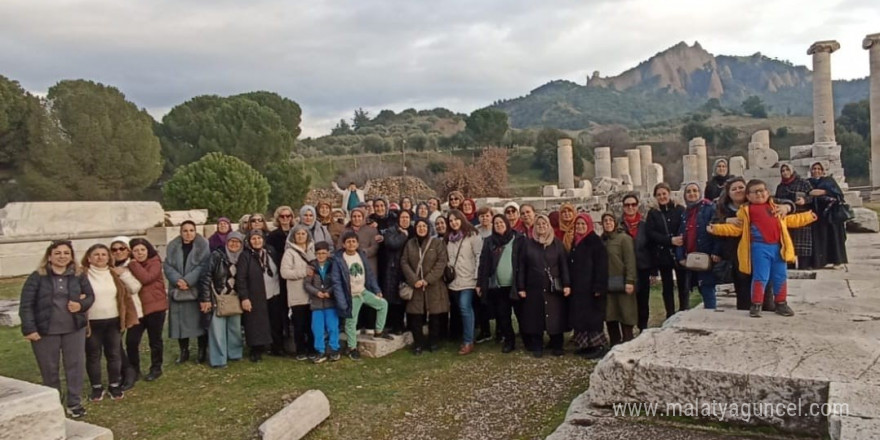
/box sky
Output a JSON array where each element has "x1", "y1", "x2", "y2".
[{"x1": 1, "y1": 0, "x2": 878, "y2": 138}]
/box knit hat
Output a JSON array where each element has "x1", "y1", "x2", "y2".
[
  {"x1": 110, "y1": 236, "x2": 132, "y2": 248},
  {"x1": 503, "y1": 201, "x2": 520, "y2": 212},
  {"x1": 217, "y1": 217, "x2": 231, "y2": 226}
]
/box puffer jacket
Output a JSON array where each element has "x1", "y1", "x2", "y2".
[
  {"x1": 19, "y1": 265, "x2": 95, "y2": 336},
  {"x1": 304, "y1": 259, "x2": 335, "y2": 310},
  {"x1": 128, "y1": 255, "x2": 167, "y2": 315}
]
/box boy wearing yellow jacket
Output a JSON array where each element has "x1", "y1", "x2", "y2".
[{"x1": 708, "y1": 179, "x2": 816, "y2": 318}]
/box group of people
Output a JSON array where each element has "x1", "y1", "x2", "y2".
[{"x1": 18, "y1": 159, "x2": 849, "y2": 419}]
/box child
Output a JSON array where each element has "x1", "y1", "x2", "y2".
[
  {"x1": 304, "y1": 241, "x2": 340, "y2": 363},
  {"x1": 708, "y1": 179, "x2": 816, "y2": 318}
]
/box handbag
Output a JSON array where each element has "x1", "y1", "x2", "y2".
[
  {"x1": 830, "y1": 202, "x2": 854, "y2": 223},
  {"x1": 401, "y1": 237, "x2": 433, "y2": 301},
  {"x1": 444, "y1": 239, "x2": 463, "y2": 284},
  {"x1": 712, "y1": 259, "x2": 734, "y2": 284},
  {"x1": 170, "y1": 287, "x2": 198, "y2": 302},
  {"x1": 685, "y1": 252, "x2": 711, "y2": 271},
  {"x1": 214, "y1": 292, "x2": 243, "y2": 317},
  {"x1": 608, "y1": 275, "x2": 626, "y2": 293}
]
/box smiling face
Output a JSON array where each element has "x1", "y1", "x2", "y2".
[
  {"x1": 344, "y1": 237, "x2": 359, "y2": 254},
  {"x1": 535, "y1": 217, "x2": 550, "y2": 235},
  {"x1": 49, "y1": 244, "x2": 73, "y2": 269},
  {"x1": 398, "y1": 211, "x2": 411, "y2": 229},
  {"x1": 811, "y1": 163, "x2": 824, "y2": 178},
  {"x1": 226, "y1": 238, "x2": 242, "y2": 253},
  {"x1": 132, "y1": 244, "x2": 148, "y2": 262},
  {"x1": 249, "y1": 233, "x2": 264, "y2": 250},
  {"x1": 715, "y1": 161, "x2": 728, "y2": 177},
  {"x1": 417, "y1": 204, "x2": 429, "y2": 218},
  {"x1": 401, "y1": 198, "x2": 413, "y2": 211},
  {"x1": 318, "y1": 204, "x2": 330, "y2": 218},
  {"x1": 374, "y1": 200, "x2": 387, "y2": 216},
  {"x1": 575, "y1": 217, "x2": 588, "y2": 235},
  {"x1": 448, "y1": 215, "x2": 462, "y2": 231},
  {"x1": 416, "y1": 222, "x2": 429, "y2": 237},
  {"x1": 301, "y1": 210, "x2": 315, "y2": 226},
  {"x1": 602, "y1": 216, "x2": 616, "y2": 233},
  {"x1": 428, "y1": 198, "x2": 439, "y2": 212},
  {"x1": 435, "y1": 217, "x2": 447, "y2": 235},
  {"x1": 504, "y1": 206, "x2": 520, "y2": 224},
  {"x1": 293, "y1": 229, "x2": 308, "y2": 245},
  {"x1": 479, "y1": 211, "x2": 492, "y2": 227},
  {"x1": 448, "y1": 195, "x2": 462, "y2": 209},
  {"x1": 88, "y1": 247, "x2": 110, "y2": 269},
  {"x1": 780, "y1": 166, "x2": 792, "y2": 180},
  {"x1": 521, "y1": 205, "x2": 535, "y2": 226},
  {"x1": 492, "y1": 217, "x2": 507, "y2": 235},
  {"x1": 684, "y1": 184, "x2": 701, "y2": 203},
  {"x1": 462, "y1": 200, "x2": 475, "y2": 215},
  {"x1": 654, "y1": 188, "x2": 670, "y2": 206},
  {"x1": 747, "y1": 183, "x2": 770, "y2": 205},
  {"x1": 728, "y1": 180, "x2": 747, "y2": 204},
  {"x1": 351, "y1": 210, "x2": 364, "y2": 227},
  {"x1": 218, "y1": 221, "x2": 231, "y2": 233},
  {"x1": 622, "y1": 196, "x2": 638, "y2": 216},
  {"x1": 561, "y1": 208, "x2": 574, "y2": 222},
  {"x1": 110, "y1": 242, "x2": 130, "y2": 263}
]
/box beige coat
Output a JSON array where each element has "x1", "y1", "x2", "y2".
[
  {"x1": 280, "y1": 245, "x2": 314, "y2": 307},
  {"x1": 446, "y1": 233, "x2": 482, "y2": 291}
]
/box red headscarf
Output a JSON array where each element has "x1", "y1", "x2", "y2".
[
  {"x1": 462, "y1": 198, "x2": 477, "y2": 222},
  {"x1": 572, "y1": 213, "x2": 595, "y2": 248}
]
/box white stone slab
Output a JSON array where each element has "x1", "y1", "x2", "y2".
[
  {"x1": 729, "y1": 156, "x2": 746, "y2": 177},
  {"x1": 790, "y1": 145, "x2": 814, "y2": 160},
  {"x1": 0, "y1": 202, "x2": 164, "y2": 238},
  {"x1": 847, "y1": 208, "x2": 879, "y2": 233},
  {"x1": 0, "y1": 300, "x2": 20, "y2": 327},
  {"x1": 259, "y1": 390, "x2": 329, "y2": 440},
  {"x1": 164, "y1": 210, "x2": 208, "y2": 226},
  {"x1": 0, "y1": 375, "x2": 66, "y2": 440},
  {"x1": 65, "y1": 419, "x2": 114, "y2": 440}
]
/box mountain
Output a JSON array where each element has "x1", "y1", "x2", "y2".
[{"x1": 492, "y1": 41, "x2": 868, "y2": 129}]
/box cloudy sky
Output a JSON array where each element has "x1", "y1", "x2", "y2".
[{"x1": 2, "y1": 0, "x2": 878, "y2": 137}]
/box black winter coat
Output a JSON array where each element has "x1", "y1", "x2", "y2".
[
  {"x1": 567, "y1": 234, "x2": 608, "y2": 333},
  {"x1": 19, "y1": 266, "x2": 95, "y2": 336},
  {"x1": 620, "y1": 216, "x2": 653, "y2": 271},
  {"x1": 380, "y1": 226, "x2": 409, "y2": 304},
  {"x1": 516, "y1": 238, "x2": 570, "y2": 335},
  {"x1": 645, "y1": 204, "x2": 685, "y2": 269},
  {"x1": 477, "y1": 232, "x2": 522, "y2": 300},
  {"x1": 235, "y1": 248, "x2": 278, "y2": 347}
]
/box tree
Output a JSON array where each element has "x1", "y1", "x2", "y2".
[
  {"x1": 0, "y1": 75, "x2": 43, "y2": 172},
  {"x1": 362, "y1": 134, "x2": 389, "y2": 153},
  {"x1": 436, "y1": 148, "x2": 509, "y2": 198},
  {"x1": 532, "y1": 128, "x2": 586, "y2": 180},
  {"x1": 407, "y1": 133, "x2": 428, "y2": 152},
  {"x1": 264, "y1": 161, "x2": 311, "y2": 209},
  {"x1": 158, "y1": 92, "x2": 300, "y2": 173},
  {"x1": 838, "y1": 128, "x2": 869, "y2": 181},
  {"x1": 163, "y1": 153, "x2": 270, "y2": 221},
  {"x1": 680, "y1": 121, "x2": 716, "y2": 145},
  {"x1": 465, "y1": 108, "x2": 509, "y2": 146},
  {"x1": 18, "y1": 79, "x2": 162, "y2": 200},
  {"x1": 331, "y1": 119, "x2": 354, "y2": 136},
  {"x1": 837, "y1": 100, "x2": 869, "y2": 139},
  {"x1": 353, "y1": 107, "x2": 371, "y2": 130},
  {"x1": 741, "y1": 96, "x2": 768, "y2": 118}
]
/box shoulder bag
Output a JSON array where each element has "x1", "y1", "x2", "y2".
[
  {"x1": 443, "y1": 239, "x2": 463, "y2": 284},
  {"x1": 684, "y1": 252, "x2": 711, "y2": 271},
  {"x1": 170, "y1": 287, "x2": 198, "y2": 302},
  {"x1": 215, "y1": 292, "x2": 243, "y2": 317},
  {"x1": 542, "y1": 242, "x2": 564, "y2": 294},
  {"x1": 400, "y1": 237, "x2": 432, "y2": 301}
]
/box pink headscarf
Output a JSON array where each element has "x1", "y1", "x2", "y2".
[{"x1": 572, "y1": 213, "x2": 595, "y2": 248}]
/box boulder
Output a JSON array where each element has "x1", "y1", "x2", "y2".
[
  {"x1": 0, "y1": 376, "x2": 67, "y2": 440},
  {"x1": 258, "y1": 390, "x2": 330, "y2": 440},
  {"x1": 0, "y1": 300, "x2": 20, "y2": 327},
  {"x1": 847, "y1": 208, "x2": 879, "y2": 233}
]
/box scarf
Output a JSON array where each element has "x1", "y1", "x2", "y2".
[
  {"x1": 286, "y1": 224, "x2": 314, "y2": 251},
  {"x1": 250, "y1": 247, "x2": 273, "y2": 276},
  {"x1": 534, "y1": 215, "x2": 555, "y2": 247},
  {"x1": 572, "y1": 213, "x2": 595, "y2": 248},
  {"x1": 463, "y1": 199, "x2": 477, "y2": 222},
  {"x1": 225, "y1": 231, "x2": 245, "y2": 265},
  {"x1": 780, "y1": 164, "x2": 796, "y2": 185},
  {"x1": 446, "y1": 230, "x2": 464, "y2": 243},
  {"x1": 487, "y1": 214, "x2": 515, "y2": 250},
  {"x1": 684, "y1": 206, "x2": 698, "y2": 254},
  {"x1": 623, "y1": 212, "x2": 641, "y2": 240},
  {"x1": 558, "y1": 203, "x2": 577, "y2": 251}
]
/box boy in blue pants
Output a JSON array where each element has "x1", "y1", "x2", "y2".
[
  {"x1": 708, "y1": 179, "x2": 816, "y2": 317},
  {"x1": 304, "y1": 241, "x2": 341, "y2": 363}
]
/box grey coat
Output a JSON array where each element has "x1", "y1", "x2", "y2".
[{"x1": 163, "y1": 235, "x2": 210, "y2": 339}]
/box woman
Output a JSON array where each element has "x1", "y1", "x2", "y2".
[
  {"x1": 163, "y1": 220, "x2": 211, "y2": 364},
  {"x1": 705, "y1": 158, "x2": 730, "y2": 201},
  {"x1": 516, "y1": 215, "x2": 570, "y2": 357},
  {"x1": 127, "y1": 238, "x2": 166, "y2": 382},
  {"x1": 299, "y1": 205, "x2": 333, "y2": 246},
  {"x1": 370, "y1": 197, "x2": 397, "y2": 233},
  {"x1": 477, "y1": 214, "x2": 521, "y2": 353},
  {"x1": 237, "y1": 214, "x2": 251, "y2": 234},
  {"x1": 714, "y1": 177, "x2": 752, "y2": 310},
  {"x1": 19, "y1": 241, "x2": 94, "y2": 418},
  {"x1": 109, "y1": 237, "x2": 144, "y2": 391},
  {"x1": 208, "y1": 218, "x2": 232, "y2": 252},
  {"x1": 445, "y1": 209, "x2": 482, "y2": 355},
  {"x1": 400, "y1": 196, "x2": 414, "y2": 213},
  {"x1": 568, "y1": 214, "x2": 609, "y2": 358},
  {"x1": 317, "y1": 201, "x2": 344, "y2": 246},
  {"x1": 267, "y1": 206, "x2": 295, "y2": 258},
  {"x1": 555, "y1": 203, "x2": 577, "y2": 247},
  {"x1": 237, "y1": 230, "x2": 280, "y2": 362},
  {"x1": 339, "y1": 207, "x2": 380, "y2": 274},
  {"x1": 428, "y1": 197, "x2": 442, "y2": 223},
  {"x1": 281, "y1": 224, "x2": 316, "y2": 360},
  {"x1": 475, "y1": 207, "x2": 494, "y2": 239},
  {"x1": 82, "y1": 244, "x2": 138, "y2": 402},
  {"x1": 401, "y1": 219, "x2": 449, "y2": 355},
  {"x1": 807, "y1": 161, "x2": 848, "y2": 268},
  {"x1": 381, "y1": 209, "x2": 412, "y2": 334},
  {"x1": 414, "y1": 202, "x2": 437, "y2": 237},
  {"x1": 646, "y1": 183, "x2": 688, "y2": 318},
  {"x1": 601, "y1": 214, "x2": 637, "y2": 345},
  {"x1": 199, "y1": 231, "x2": 245, "y2": 368},
  {"x1": 676, "y1": 183, "x2": 722, "y2": 309},
  {"x1": 461, "y1": 198, "x2": 478, "y2": 225},
  {"x1": 776, "y1": 163, "x2": 814, "y2": 269},
  {"x1": 434, "y1": 216, "x2": 448, "y2": 239},
  {"x1": 247, "y1": 213, "x2": 270, "y2": 237},
  {"x1": 619, "y1": 193, "x2": 653, "y2": 331}
]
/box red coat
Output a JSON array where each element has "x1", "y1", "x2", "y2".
[{"x1": 128, "y1": 255, "x2": 168, "y2": 316}]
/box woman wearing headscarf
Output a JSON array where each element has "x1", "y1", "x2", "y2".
[
  {"x1": 477, "y1": 214, "x2": 522, "y2": 353},
  {"x1": 445, "y1": 209, "x2": 482, "y2": 355},
  {"x1": 705, "y1": 158, "x2": 730, "y2": 201},
  {"x1": 400, "y1": 196, "x2": 414, "y2": 213},
  {"x1": 198, "y1": 232, "x2": 245, "y2": 368},
  {"x1": 461, "y1": 198, "x2": 479, "y2": 225},
  {"x1": 208, "y1": 218, "x2": 232, "y2": 252},
  {"x1": 339, "y1": 207, "x2": 380, "y2": 274},
  {"x1": 401, "y1": 218, "x2": 449, "y2": 355},
  {"x1": 568, "y1": 213, "x2": 609, "y2": 358},
  {"x1": 281, "y1": 224, "x2": 316, "y2": 360},
  {"x1": 369, "y1": 197, "x2": 397, "y2": 233},
  {"x1": 164, "y1": 220, "x2": 211, "y2": 364},
  {"x1": 317, "y1": 201, "x2": 344, "y2": 247},
  {"x1": 300, "y1": 205, "x2": 333, "y2": 247},
  {"x1": 414, "y1": 202, "x2": 437, "y2": 237},
  {"x1": 776, "y1": 163, "x2": 814, "y2": 269},
  {"x1": 434, "y1": 216, "x2": 448, "y2": 239},
  {"x1": 675, "y1": 182, "x2": 722, "y2": 309},
  {"x1": 601, "y1": 213, "x2": 637, "y2": 345},
  {"x1": 807, "y1": 161, "x2": 848, "y2": 268},
  {"x1": 109, "y1": 236, "x2": 144, "y2": 391},
  {"x1": 516, "y1": 215, "x2": 570, "y2": 357},
  {"x1": 127, "y1": 238, "x2": 166, "y2": 382},
  {"x1": 619, "y1": 193, "x2": 653, "y2": 332},
  {"x1": 555, "y1": 203, "x2": 577, "y2": 249},
  {"x1": 19, "y1": 241, "x2": 94, "y2": 418},
  {"x1": 380, "y1": 209, "x2": 413, "y2": 334},
  {"x1": 646, "y1": 183, "x2": 688, "y2": 318},
  {"x1": 237, "y1": 230, "x2": 281, "y2": 362}
]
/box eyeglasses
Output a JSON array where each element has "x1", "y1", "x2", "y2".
[
  {"x1": 623, "y1": 203, "x2": 638, "y2": 207},
  {"x1": 250, "y1": 218, "x2": 265, "y2": 223},
  {"x1": 278, "y1": 214, "x2": 292, "y2": 219},
  {"x1": 111, "y1": 247, "x2": 127, "y2": 252},
  {"x1": 449, "y1": 197, "x2": 460, "y2": 201},
  {"x1": 749, "y1": 189, "x2": 768, "y2": 195},
  {"x1": 505, "y1": 209, "x2": 517, "y2": 214}
]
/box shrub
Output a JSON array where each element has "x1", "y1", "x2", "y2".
[{"x1": 264, "y1": 161, "x2": 311, "y2": 209}]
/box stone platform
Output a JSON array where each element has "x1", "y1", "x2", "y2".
[
  {"x1": 339, "y1": 331, "x2": 413, "y2": 358},
  {"x1": 550, "y1": 233, "x2": 880, "y2": 440}
]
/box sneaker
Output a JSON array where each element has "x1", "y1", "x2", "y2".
[
  {"x1": 373, "y1": 331, "x2": 394, "y2": 340},
  {"x1": 313, "y1": 354, "x2": 328, "y2": 364},
  {"x1": 108, "y1": 385, "x2": 124, "y2": 401},
  {"x1": 307, "y1": 353, "x2": 318, "y2": 361},
  {"x1": 775, "y1": 302, "x2": 795, "y2": 317},
  {"x1": 89, "y1": 387, "x2": 105, "y2": 402},
  {"x1": 475, "y1": 332, "x2": 492, "y2": 344},
  {"x1": 348, "y1": 349, "x2": 361, "y2": 361},
  {"x1": 295, "y1": 353, "x2": 308, "y2": 361},
  {"x1": 66, "y1": 405, "x2": 87, "y2": 419},
  {"x1": 329, "y1": 351, "x2": 341, "y2": 362},
  {"x1": 749, "y1": 303, "x2": 762, "y2": 318}
]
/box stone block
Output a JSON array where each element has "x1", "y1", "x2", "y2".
[
  {"x1": 592, "y1": 177, "x2": 623, "y2": 195},
  {"x1": 682, "y1": 155, "x2": 699, "y2": 183},
  {"x1": 164, "y1": 210, "x2": 208, "y2": 226},
  {"x1": 0, "y1": 375, "x2": 66, "y2": 440},
  {"x1": 813, "y1": 143, "x2": 841, "y2": 158},
  {"x1": 790, "y1": 145, "x2": 814, "y2": 160},
  {"x1": 578, "y1": 180, "x2": 593, "y2": 198},
  {"x1": 0, "y1": 202, "x2": 164, "y2": 239},
  {"x1": 594, "y1": 147, "x2": 612, "y2": 179},
  {"x1": 611, "y1": 157, "x2": 630, "y2": 181},
  {"x1": 65, "y1": 419, "x2": 114, "y2": 440},
  {"x1": 0, "y1": 300, "x2": 20, "y2": 327},
  {"x1": 828, "y1": 382, "x2": 880, "y2": 440},
  {"x1": 747, "y1": 141, "x2": 765, "y2": 151},
  {"x1": 748, "y1": 148, "x2": 779, "y2": 169},
  {"x1": 542, "y1": 185, "x2": 563, "y2": 197},
  {"x1": 562, "y1": 188, "x2": 590, "y2": 199},
  {"x1": 845, "y1": 192, "x2": 863, "y2": 207},
  {"x1": 624, "y1": 149, "x2": 642, "y2": 187},
  {"x1": 728, "y1": 156, "x2": 746, "y2": 177},
  {"x1": 258, "y1": 390, "x2": 329, "y2": 440},
  {"x1": 750, "y1": 129, "x2": 770, "y2": 148},
  {"x1": 644, "y1": 163, "x2": 664, "y2": 193},
  {"x1": 356, "y1": 332, "x2": 413, "y2": 358},
  {"x1": 847, "y1": 208, "x2": 879, "y2": 233}
]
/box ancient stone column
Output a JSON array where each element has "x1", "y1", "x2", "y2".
[
  {"x1": 682, "y1": 155, "x2": 699, "y2": 187},
  {"x1": 688, "y1": 137, "x2": 708, "y2": 185},
  {"x1": 645, "y1": 163, "x2": 664, "y2": 193},
  {"x1": 864, "y1": 33, "x2": 880, "y2": 189},
  {"x1": 557, "y1": 138, "x2": 575, "y2": 190},
  {"x1": 612, "y1": 157, "x2": 631, "y2": 181},
  {"x1": 624, "y1": 149, "x2": 642, "y2": 188},
  {"x1": 594, "y1": 147, "x2": 612, "y2": 179},
  {"x1": 637, "y1": 144, "x2": 653, "y2": 188},
  {"x1": 807, "y1": 40, "x2": 841, "y2": 144},
  {"x1": 728, "y1": 156, "x2": 747, "y2": 177}
]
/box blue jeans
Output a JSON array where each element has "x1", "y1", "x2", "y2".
[
  {"x1": 311, "y1": 308, "x2": 340, "y2": 354},
  {"x1": 208, "y1": 314, "x2": 243, "y2": 367},
  {"x1": 699, "y1": 283, "x2": 716, "y2": 309},
  {"x1": 451, "y1": 289, "x2": 475, "y2": 344}
]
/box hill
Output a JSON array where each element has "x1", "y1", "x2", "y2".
[{"x1": 493, "y1": 41, "x2": 868, "y2": 129}]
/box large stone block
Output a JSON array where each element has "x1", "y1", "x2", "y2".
[
  {"x1": 65, "y1": 419, "x2": 114, "y2": 440},
  {"x1": 164, "y1": 209, "x2": 208, "y2": 226},
  {"x1": 0, "y1": 202, "x2": 164, "y2": 238},
  {"x1": 748, "y1": 148, "x2": 779, "y2": 169},
  {"x1": 542, "y1": 185, "x2": 563, "y2": 197},
  {"x1": 0, "y1": 300, "x2": 20, "y2": 327},
  {"x1": 790, "y1": 145, "x2": 814, "y2": 160},
  {"x1": 356, "y1": 332, "x2": 413, "y2": 358},
  {"x1": 0, "y1": 376, "x2": 66, "y2": 440},
  {"x1": 728, "y1": 156, "x2": 746, "y2": 177},
  {"x1": 258, "y1": 390, "x2": 330, "y2": 440},
  {"x1": 0, "y1": 236, "x2": 148, "y2": 278},
  {"x1": 828, "y1": 382, "x2": 880, "y2": 440},
  {"x1": 847, "y1": 208, "x2": 879, "y2": 233},
  {"x1": 594, "y1": 147, "x2": 612, "y2": 179},
  {"x1": 813, "y1": 143, "x2": 841, "y2": 158}
]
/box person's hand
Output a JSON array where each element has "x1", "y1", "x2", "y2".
[
  {"x1": 810, "y1": 189, "x2": 826, "y2": 197},
  {"x1": 711, "y1": 255, "x2": 721, "y2": 263},
  {"x1": 111, "y1": 266, "x2": 125, "y2": 276},
  {"x1": 563, "y1": 287, "x2": 571, "y2": 297},
  {"x1": 24, "y1": 332, "x2": 40, "y2": 342},
  {"x1": 518, "y1": 291, "x2": 526, "y2": 298},
  {"x1": 177, "y1": 279, "x2": 188, "y2": 289},
  {"x1": 375, "y1": 235, "x2": 384, "y2": 243},
  {"x1": 307, "y1": 267, "x2": 315, "y2": 276},
  {"x1": 67, "y1": 301, "x2": 82, "y2": 313},
  {"x1": 706, "y1": 225, "x2": 714, "y2": 234},
  {"x1": 199, "y1": 301, "x2": 212, "y2": 313},
  {"x1": 375, "y1": 292, "x2": 383, "y2": 299},
  {"x1": 774, "y1": 204, "x2": 792, "y2": 216},
  {"x1": 415, "y1": 280, "x2": 427, "y2": 289},
  {"x1": 241, "y1": 299, "x2": 252, "y2": 312},
  {"x1": 671, "y1": 236, "x2": 683, "y2": 247},
  {"x1": 624, "y1": 284, "x2": 634, "y2": 295},
  {"x1": 795, "y1": 197, "x2": 806, "y2": 206},
  {"x1": 475, "y1": 287, "x2": 481, "y2": 295},
  {"x1": 726, "y1": 217, "x2": 742, "y2": 226}
]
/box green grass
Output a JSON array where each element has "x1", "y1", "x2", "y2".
[{"x1": 0, "y1": 277, "x2": 25, "y2": 300}]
